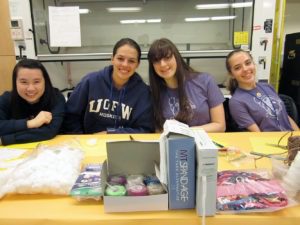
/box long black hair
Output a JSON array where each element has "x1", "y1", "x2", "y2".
[
  {"x1": 11, "y1": 58, "x2": 57, "y2": 118},
  {"x1": 148, "y1": 38, "x2": 197, "y2": 130}
]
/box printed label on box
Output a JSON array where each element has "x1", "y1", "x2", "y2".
[{"x1": 167, "y1": 135, "x2": 195, "y2": 209}]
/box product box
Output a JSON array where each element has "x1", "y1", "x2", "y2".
[
  {"x1": 166, "y1": 134, "x2": 195, "y2": 209},
  {"x1": 160, "y1": 120, "x2": 196, "y2": 209},
  {"x1": 102, "y1": 140, "x2": 168, "y2": 213},
  {"x1": 193, "y1": 130, "x2": 218, "y2": 216}
]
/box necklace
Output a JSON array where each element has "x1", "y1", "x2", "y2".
[{"x1": 256, "y1": 91, "x2": 262, "y2": 97}]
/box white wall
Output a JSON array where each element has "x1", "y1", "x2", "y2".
[{"x1": 8, "y1": 0, "x2": 35, "y2": 59}]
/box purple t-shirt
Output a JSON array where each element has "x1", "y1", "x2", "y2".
[
  {"x1": 229, "y1": 82, "x2": 292, "y2": 131},
  {"x1": 161, "y1": 73, "x2": 224, "y2": 126}
]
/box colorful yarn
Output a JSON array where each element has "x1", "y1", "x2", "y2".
[
  {"x1": 127, "y1": 174, "x2": 144, "y2": 186},
  {"x1": 108, "y1": 175, "x2": 127, "y2": 185},
  {"x1": 105, "y1": 184, "x2": 126, "y2": 196},
  {"x1": 127, "y1": 184, "x2": 148, "y2": 196},
  {"x1": 144, "y1": 175, "x2": 161, "y2": 185},
  {"x1": 146, "y1": 183, "x2": 165, "y2": 195}
]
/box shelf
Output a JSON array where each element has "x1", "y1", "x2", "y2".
[{"x1": 37, "y1": 50, "x2": 232, "y2": 62}]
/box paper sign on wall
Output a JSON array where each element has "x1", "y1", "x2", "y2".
[
  {"x1": 234, "y1": 31, "x2": 249, "y2": 46},
  {"x1": 49, "y1": 6, "x2": 81, "y2": 47}
]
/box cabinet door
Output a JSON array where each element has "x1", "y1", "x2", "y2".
[
  {"x1": 0, "y1": 56, "x2": 14, "y2": 93},
  {"x1": 0, "y1": 0, "x2": 14, "y2": 56},
  {"x1": 0, "y1": 0, "x2": 15, "y2": 93}
]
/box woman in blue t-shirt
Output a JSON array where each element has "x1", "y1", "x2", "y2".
[
  {"x1": 226, "y1": 49, "x2": 299, "y2": 131},
  {"x1": 148, "y1": 38, "x2": 225, "y2": 132}
]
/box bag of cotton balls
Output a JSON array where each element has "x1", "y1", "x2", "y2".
[{"x1": 0, "y1": 140, "x2": 83, "y2": 198}]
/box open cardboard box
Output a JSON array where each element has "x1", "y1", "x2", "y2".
[{"x1": 101, "y1": 140, "x2": 168, "y2": 212}]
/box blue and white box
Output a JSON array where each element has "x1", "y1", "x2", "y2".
[
  {"x1": 160, "y1": 120, "x2": 196, "y2": 209},
  {"x1": 166, "y1": 134, "x2": 195, "y2": 209}
]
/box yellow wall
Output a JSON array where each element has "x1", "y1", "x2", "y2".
[{"x1": 270, "y1": 0, "x2": 286, "y2": 91}]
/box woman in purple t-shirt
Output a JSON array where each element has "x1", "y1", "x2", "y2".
[
  {"x1": 147, "y1": 38, "x2": 225, "y2": 132},
  {"x1": 226, "y1": 49, "x2": 299, "y2": 131}
]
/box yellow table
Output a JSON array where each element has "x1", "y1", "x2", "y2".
[{"x1": 0, "y1": 132, "x2": 299, "y2": 225}]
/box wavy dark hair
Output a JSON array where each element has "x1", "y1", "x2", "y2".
[
  {"x1": 148, "y1": 38, "x2": 197, "y2": 130},
  {"x1": 11, "y1": 58, "x2": 57, "y2": 118},
  {"x1": 225, "y1": 49, "x2": 253, "y2": 95},
  {"x1": 113, "y1": 38, "x2": 141, "y2": 63}
]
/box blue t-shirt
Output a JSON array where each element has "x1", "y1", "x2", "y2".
[
  {"x1": 229, "y1": 82, "x2": 292, "y2": 131},
  {"x1": 161, "y1": 73, "x2": 224, "y2": 126}
]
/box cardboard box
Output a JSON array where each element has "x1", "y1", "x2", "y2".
[{"x1": 102, "y1": 141, "x2": 168, "y2": 213}]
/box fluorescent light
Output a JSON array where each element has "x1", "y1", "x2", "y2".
[
  {"x1": 79, "y1": 8, "x2": 90, "y2": 14},
  {"x1": 211, "y1": 16, "x2": 236, "y2": 21},
  {"x1": 231, "y1": 2, "x2": 253, "y2": 8},
  {"x1": 185, "y1": 17, "x2": 210, "y2": 22},
  {"x1": 195, "y1": 2, "x2": 253, "y2": 10},
  {"x1": 146, "y1": 19, "x2": 161, "y2": 23},
  {"x1": 107, "y1": 7, "x2": 142, "y2": 12},
  {"x1": 120, "y1": 19, "x2": 161, "y2": 24},
  {"x1": 120, "y1": 19, "x2": 146, "y2": 24},
  {"x1": 185, "y1": 16, "x2": 235, "y2": 22},
  {"x1": 195, "y1": 4, "x2": 230, "y2": 10}
]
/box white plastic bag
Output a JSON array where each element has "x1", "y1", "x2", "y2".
[{"x1": 0, "y1": 139, "x2": 83, "y2": 198}]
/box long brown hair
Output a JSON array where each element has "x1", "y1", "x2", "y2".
[{"x1": 147, "y1": 38, "x2": 197, "y2": 130}]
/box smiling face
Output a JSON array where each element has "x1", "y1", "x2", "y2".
[
  {"x1": 228, "y1": 51, "x2": 256, "y2": 90},
  {"x1": 153, "y1": 54, "x2": 177, "y2": 81},
  {"x1": 16, "y1": 68, "x2": 45, "y2": 104},
  {"x1": 111, "y1": 44, "x2": 140, "y2": 89}
]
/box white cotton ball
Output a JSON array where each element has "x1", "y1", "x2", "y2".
[{"x1": 0, "y1": 144, "x2": 84, "y2": 197}]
